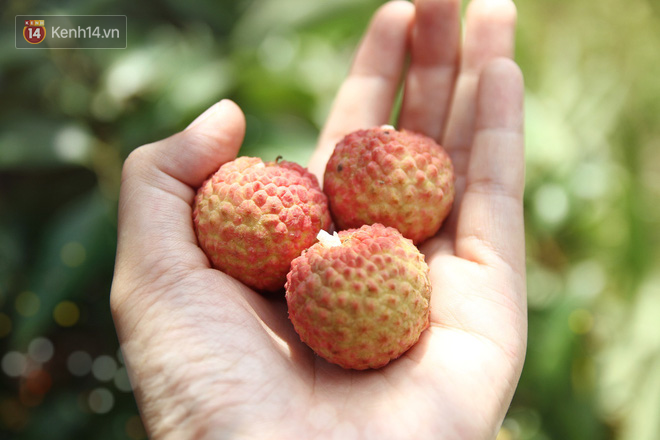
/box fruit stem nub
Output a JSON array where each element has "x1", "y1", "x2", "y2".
[{"x1": 317, "y1": 230, "x2": 341, "y2": 248}]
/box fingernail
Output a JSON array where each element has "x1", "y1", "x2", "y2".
[{"x1": 185, "y1": 100, "x2": 227, "y2": 131}]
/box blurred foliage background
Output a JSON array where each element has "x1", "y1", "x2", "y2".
[{"x1": 1, "y1": 0, "x2": 659, "y2": 439}]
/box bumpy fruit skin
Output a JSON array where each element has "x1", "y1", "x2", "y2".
[
  {"x1": 286, "y1": 224, "x2": 431, "y2": 370},
  {"x1": 193, "y1": 157, "x2": 331, "y2": 292},
  {"x1": 323, "y1": 126, "x2": 455, "y2": 244}
]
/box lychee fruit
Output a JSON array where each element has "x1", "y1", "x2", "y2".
[
  {"x1": 193, "y1": 156, "x2": 332, "y2": 292},
  {"x1": 285, "y1": 223, "x2": 431, "y2": 370},
  {"x1": 323, "y1": 126, "x2": 455, "y2": 244}
]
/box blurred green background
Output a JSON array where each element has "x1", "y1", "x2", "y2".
[{"x1": 1, "y1": 0, "x2": 659, "y2": 439}]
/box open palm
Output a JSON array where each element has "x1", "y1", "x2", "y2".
[{"x1": 111, "y1": 1, "x2": 526, "y2": 439}]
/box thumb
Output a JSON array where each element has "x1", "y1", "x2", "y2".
[
  {"x1": 141, "y1": 99, "x2": 246, "y2": 188},
  {"x1": 114, "y1": 99, "x2": 246, "y2": 288}
]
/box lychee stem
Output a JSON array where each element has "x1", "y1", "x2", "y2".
[{"x1": 317, "y1": 230, "x2": 341, "y2": 248}]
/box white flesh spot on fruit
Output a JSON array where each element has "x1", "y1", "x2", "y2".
[
  {"x1": 380, "y1": 124, "x2": 395, "y2": 131},
  {"x1": 317, "y1": 230, "x2": 341, "y2": 248}
]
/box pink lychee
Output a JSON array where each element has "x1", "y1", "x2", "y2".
[
  {"x1": 193, "y1": 156, "x2": 332, "y2": 292},
  {"x1": 286, "y1": 224, "x2": 431, "y2": 370},
  {"x1": 323, "y1": 126, "x2": 455, "y2": 244}
]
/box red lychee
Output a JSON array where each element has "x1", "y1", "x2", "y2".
[
  {"x1": 193, "y1": 156, "x2": 331, "y2": 292},
  {"x1": 324, "y1": 126, "x2": 455, "y2": 244},
  {"x1": 286, "y1": 224, "x2": 431, "y2": 370}
]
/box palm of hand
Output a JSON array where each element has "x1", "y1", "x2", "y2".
[{"x1": 111, "y1": 1, "x2": 526, "y2": 439}]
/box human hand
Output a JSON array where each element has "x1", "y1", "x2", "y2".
[
  {"x1": 110, "y1": 1, "x2": 526, "y2": 439},
  {"x1": 308, "y1": 0, "x2": 526, "y2": 437}
]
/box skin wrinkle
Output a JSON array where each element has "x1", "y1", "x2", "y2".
[
  {"x1": 116, "y1": 273, "x2": 254, "y2": 373},
  {"x1": 463, "y1": 179, "x2": 523, "y2": 203},
  {"x1": 154, "y1": 365, "x2": 243, "y2": 439},
  {"x1": 414, "y1": 343, "x2": 499, "y2": 440},
  {"x1": 428, "y1": 284, "x2": 526, "y2": 361},
  {"x1": 350, "y1": 66, "x2": 406, "y2": 85},
  {"x1": 427, "y1": 258, "x2": 524, "y2": 325},
  {"x1": 457, "y1": 227, "x2": 524, "y2": 270},
  {"x1": 456, "y1": 216, "x2": 523, "y2": 258},
  {"x1": 468, "y1": 135, "x2": 524, "y2": 173},
  {"x1": 429, "y1": 331, "x2": 517, "y2": 423},
  {"x1": 455, "y1": 293, "x2": 525, "y2": 358},
  {"x1": 131, "y1": 344, "x2": 210, "y2": 437},
  {"x1": 110, "y1": 264, "x2": 176, "y2": 338},
  {"x1": 428, "y1": 306, "x2": 471, "y2": 336},
  {"x1": 158, "y1": 129, "x2": 245, "y2": 188},
  {"x1": 129, "y1": 247, "x2": 197, "y2": 290},
  {"x1": 123, "y1": 151, "x2": 186, "y2": 200},
  {"x1": 117, "y1": 187, "x2": 199, "y2": 259},
  {"x1": 135, "y1": 310, "x2": 282, "y2": 438}
]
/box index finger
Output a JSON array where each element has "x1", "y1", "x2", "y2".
[
  {"x1": 308, "y1": 1, "x2": 414, "y2": 179},
  {"x1": 398, "y1": 0, "x2": 462, "y2": 141}
]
